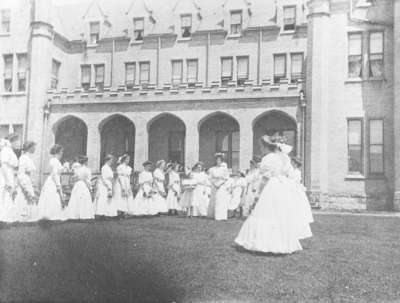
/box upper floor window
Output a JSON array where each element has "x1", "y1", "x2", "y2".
[
  {"x1": 347, "y1": 118, "x2": 363, "y2": 175},
  {"x1": 273, "y1": 54, "x2": 286, "y2": 84},
  {"x1": 369, "y1": 119, "x2": 384, "y2": 175},
  {"x1": 134, "y1": 18, "x2": 144, "y2": 41},
  {"x1": 369, "y1": 31, "x2": 383, "y2": 78},
  {"x1": 3, "y1": 54, "x2": 13, "y2": 92},
  {"x1": 221, "y1": 57, "x2": 233, "y2": 86},
  {"x1": 283, "y1": 6, "x2": 296, "y2": 31},
  {"x1": 187, "y1": 59, "x2": 198, "y2": 86},
  {"x1": 1, "y1": 9, "x2": 10, "y2": 33},
  {"x1": 17, "y1": 53, "x2": 27, "y2": 92},
  {"x1": 81, "y1": 64, "x2": 91, "y2": 91},
  {"x1": 51, "y1": 59, "x2": 61, "y2": 89},
  {"x1": 348, "y1": 33, "x2": 362, "y2": 78},
  {"x1": 290, "y1": 53, "x2": 303, "y2": 83},
  {"x1": 230, "y1": 11, "x2": 242, "y2": 35},
  {"x1": 172, "y1": 60, "x2": 183, "y2": 85},
  {"x1": 139, "y1": 61, "x2": 150, "y2": 85},
  {"x1": 125, "y1": 62, "x2": 136, "y2": 88},
  {"x1": 181, "y1": 14, "x2": 192, "y2": 38},
  {"x1": 236, "y1": 56, "x2": 249, "y2": 86},
  {"x1": 89, "y1": 22, "x2": 100, "y2": 44},
  {"x1": 94, "y1": 64, "x2": 105, "y2": 90}
]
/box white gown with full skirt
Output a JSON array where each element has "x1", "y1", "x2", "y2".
[
  {"x1": 129, "y1": 171, "x2": 158, "y2": 216},
  {"x1": 94, "y1": 164, "x2": 117, "y2": 217},
  {"x1": 208, "y1": 164, "x2": 230, "y2": 221},
  {"x1": 113, "y1": 164, "x2": 132, "y2": 213},
  {"x1": 0, "y1": 142, "x2": 18, "y2": 222},
  {"x1": 166, "y1": 171, "x2": 181, "y2": 211},
  {"x1": 152, "y1": 168, "x2": 168, "y2": 213}
]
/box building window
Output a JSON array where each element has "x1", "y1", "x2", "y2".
[
  {"x1": 0, "y1": 124, "x2": 23, "y2": 139},
  {"x1": 369, "y1": 31, "x2": 384, "y2": 78},
  {"x1": 171, "y1": 60, "x2": 183, "y2": 85},
  {"x1": 348, "y1": 118, "x2": 363, "y2": 175},
  {"x1": 3, "y1": 54, "x2": 13, "y2": 92},
  {"x1": 94, "y1": 64, "x2": 105, "y2": 90},
  {"x1": 348, "y1": 33, "x2": 362, "y2": 78},
  {"x1": 125, "y1": 62, "x2": 135, "y2": 88},
  {"x1": 283, "y1": 6, "x2": 296, "y2": 31},
  {"x1": 1, "y1": 9, "x2": 11, "y2": 33},
  {"x1": 236, "y1": 56, "x2": 249, "y2": 86},
  {"x1": 81, "y1": 64, "x2": 91, "y2": 91},
  {"x1": 181, "y1": 14, "x2": 192, "y2": 38},
  {"x1": 369, "y1": 119, "x2": 384, "y2": 175},
  {"x1": 51, "y1": 59, "x2": 60, "y2": 89},
  {"x1": 168, "y1": 131, "x2": 185, "y2": 165},
  {"x1": 221, "y1": 57, "x2": 233, "y2": 86},
  {"x1": 274, "y1": 54, "x2": 286, "y2": 84},
  {"x1": 216, "y1": 131, "x2": 239, "y2": 171},
  {"x1": 290, "y1": 53, "x2": 303, "y2": 83},
  {"x1": 139, "y1": 61, "x2": 150, "y2": 85},
  {"x1": 133, "y1": 18, "x2": 144, "y2": 41},
  {"x1": 230, "y1": 11, "x2": 242, "y2": 35},
  {"x1": 17, "y1": 54, "x2": 27, "y2": 92},
  {"x1": 187, "y1": 59, "x2": 198, "y2": 86},
  {"x1": 89, "y1": 22, "x2": 100, "y2": 44}
]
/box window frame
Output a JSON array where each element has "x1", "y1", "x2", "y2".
[
  {"x1": 94, "y1": 64, "x2": 105, "y2": 90},
  {"x1": 221, "y1": 56, "x2": 233, "y2": 86},
  {"x1": 283, "y1": 6, "x2": 296, "y2": 31},
  {"x1": 180, "y1": 14, "x2": 192, "y2": 38},
  {"x1": 230, "y1": 10, "x2": 243, "y2": 35},
  {"x1": 186, "y1": 58, "x2": 198, "y2": 85},
  {"x1": 368, "y1": 31, "x2": 384, "y2": 79},
  {"x1": 348, "y1": 32, "x2": 363, "y2": 79},
  {"x1": 290, "y1": 52, "x2": 303, "y2": 84},
  {"x1": 236, "y1": 56, "x2": 249, "y2": 86},
  {"x1": 1, "y1": 9, "x2": 11, "y2": 33},
  {"x1": 16, "y1": 53, "x2": 27, "y2": 92},
  {"x1": 139, "y1": 61, "x2": 150, "y2": 85},
  {"x1": 3, "y1": 54, "x2": 13, "y2": 92},
  {"x1": 89, "y1": 21, "x2": 100, "y2": 44},
  {"x1": 80, "y1": 64, "x2": 91, "y2": 91},
  {"x1": 125, "y1": 62, "x2": 136, "y2": 87},
  {"x1": 273, "y1": 53, "x2": 287, "y2": 84},
  {"x1": 368, "y1": 118, "x2": 385, "y2": 176},
  {"x1": 133, "y1": 17, "x2": 145, "y2": 41},
  {"x1": 168, "y1": 131, "x2": 185, "y2": 166},
  {"x1": 51, "y1": 59, "x2": 61, "y2": 90},
  {"x1": 215, "y1": 130, "x2": 240, "y2": 170},
  {"x1": 347, "y1": 117, "x2": 364, "y2": 176},
  {"x1": 171, "y1": 59, "x2": 183, "y2": 85}
]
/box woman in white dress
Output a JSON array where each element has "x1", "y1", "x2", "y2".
[
  {"x1": 94, "y1": 154, "x2": 118, "y2": 218},
  {"x1": 228, "y1": 171, "x2": 247, "y2": 216},
  {"x1": 64, "y1": 155, "x2": 95, "y2": 220},
  {"x1": 15, "y1": 141, "x2": 38, "y2": 222},
  {"x1": 37, "y1": 144, "x2": 66, "y2": 221},
  {"x1": 235, "y1": 135, "x2": 312, "y2": 254},
  {"x1": 0, "y1": 133, "x2": 20, "y2": 223},
  {"x1": 191, "y1": 162, "x2": 210, "y2": 217},
  {"x1": 152, "y1": 160, "x2": 168, "y2": 214},
  {"x1": 166, "y1": 163, "x2": 181, "y2": 215},
  {"x1": 113, "y1": 154, "x2": 132, "y2": 216},
  {"x1": 243, "y1": 159, "x2": 261, "y2": 217},
  {"x1": 130, "y1": 161, "x2": 158, "y2": 216},
  {"x1": 180, "y1": 166, "x2": 196, "y2": 217},
  {"x1": 208, "y1": 154, "x2": 230, "y2": 221}
]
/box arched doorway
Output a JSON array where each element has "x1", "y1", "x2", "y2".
[
  {"x1": 253, "y1": 111, "x2": 297, "y2": 157},
  {"x1": 199, "y1": 112, "x2": 240, "y2": 170},
  {"x1": 54, "y1": 116, "x2": 88, "y2": 162},
  {"x1": 100, "y1": 115, "x2": 135, "y2": 167},
  {"x1": 148, "y1": 113, "x2": 186, "y2": 166}
]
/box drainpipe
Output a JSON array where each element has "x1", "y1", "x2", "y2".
[
  {"x1": 40, "y1": 100, "x2": 51, "y2": 187},
  {"x1": 156, "y1": 36, "x2": 160, "y2": 87},
  {"x1": 257, "y1": 29, "x2": 262, "y2": 85},
  {"x1": 110, "y1": 38, "x2": 115, "y2": 87},
  {"x1": 206, "y1": 32, "x2": 210, "y2": 86}
]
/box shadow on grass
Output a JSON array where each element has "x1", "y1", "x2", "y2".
[{"x1": 233, "y1": 244, "x2": 291, "y2": 258}]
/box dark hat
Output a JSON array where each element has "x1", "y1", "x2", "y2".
[
  {"x1": 50, "y1": 144, "x2": 63, "y2": 155},
  {"x1": 192, "y1": 161, "x2": 204, "y2": 170},
  {"x1": 5, "y1": 133, "x2": 19, "y2": 142},
  {"x1": 104, "y1": 154, "x2": 115, "y2": 162},
  {"x1": 78, "y1": 155, "x2": 89, "y2": 164},
  {"x1": 166, "y1": 162, "x2": 174, "y2": 170},
  {"x1": 143, "y1": 160, "x2": 153, "y2": 167},
  {"x1": 22, "y1": 141, "x2": 36, "y2": 152},
  {"x1": 214, "y1": 152, "x2": 224, "y2": 160}
]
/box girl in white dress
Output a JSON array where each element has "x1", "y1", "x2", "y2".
[
  {"x1": 64, "y1": 155, "x2": 95, "y2": 220},
  {"x1": 180, "y1": 167, "x2": 196, "y2": 217},
  {"x1": 243, "y1": 159, "x2": 261, "y2": 217},
  {"x1": 228, "y1": 171, "x2": 247, "y2": 215},
  {"x1": 37, "y1": 144, "x2": 66, "y2": 221},
  {"x1": 152, "y1": 160, "x2": 168, "y2": 214},
  {"x1": 166, "y1": 163, "x2": 181, "y2": 215},
  {"x1": 113, "y1": 154, "x2": 132, "y2": 216},
  {"x1": 94, "y1": 154, "x2": 118, "y2": 217},
  {"x1": 0, "y1": 134, "x2": 20, "y2": 222},
  {"x1": 15, "y1": 141, "x2": 38, "y2": 222},
  {"x1": 235, "y1": 136, "x2": 312, "y2": 254},
  {"x1": 130, "y1": 161, "x2": 158, "y2": 216},
  {"x1": 191, "y1": 162, "x2": 210, "y2": 217},
  {"x1": 208, "y1": 154, "x2": 230, "y2": 221}
]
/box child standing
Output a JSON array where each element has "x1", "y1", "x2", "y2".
[{"x1": 166, "y1": 163, "x2": 181, "y2": 215}]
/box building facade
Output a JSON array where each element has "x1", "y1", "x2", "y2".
[{"x1": 0, "y1": 0, "x2": 397, "y2": 210}]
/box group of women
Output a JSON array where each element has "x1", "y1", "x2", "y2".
[{"x1": 0, "y1": 131, "x2": 313, "y2": 255}]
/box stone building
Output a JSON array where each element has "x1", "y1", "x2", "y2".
[{"x1": 0, "y1": 0, "x2": 397, "y2": 210}]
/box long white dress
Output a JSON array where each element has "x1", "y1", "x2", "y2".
[
  {"x1": 113, "y1": 164, "x2": 132, "y2": 213},
  {"x1": 243, "y1": 168, "x2": 260, "y2": 217},
  {"x1": 0, "y1": 141, "x2": 19, "y2": 222},
  {"x1": 228, "y1": 177, "x2": 247, "y2": 211},
  {"x1": 208, "y1": 163, "x2": 230, "y2": 221},
  {"x1": 166, "y1": 171, "x2": 181, "y2": 211},
  {"x1": 191, "y1": 171, "x2": 210, "y2": 217},
  {"x1": 94, "y1": 164, "x2": 117, "y2": 217},
  {"x1": 235, "y1": 152, "x2": 312, "y2": 254},
  {"x1": 15, "y1": 153, "x2": 37, "y2": 222},
  {"x1": 152, "y1": 168, "x2": 168, "y2": 213},
  {"x1": 130, "y1": 171, "x2": 158, "y2": 216},
  {"x1": 64, "y1": 166, "x2": 95, "y2": 220},
  {"x1": 37, "y1": 157, "x2": 66, "y2": 221}
]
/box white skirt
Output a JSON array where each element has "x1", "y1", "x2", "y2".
[
  {"x1": 228, "y1": 188, "x2": 243, "y2": 211},
  {"x1": 166, "y1": 190, "x2": 181, "y2": 211},
  {"x1": 94, "y1": 181, "x2": 117, "y2": 217},
  {"x1": 130, "y1": 189, "x2": 158, "y2": 216},
  {"x1": 213, "y1": 185, "x2": 230, "y2": 221},
  {"x1": 153, "y1": 193, "x2": 168, "y2": 213},
  {"x1": 192, "y1": 185, "x2": 209, "y2": 217},
  {"x1": 65, "y1": 181, "x2": 95, "y2": 220},
  {"x1": 14, "y1": 178, "x2": 38, "y2": 222},
  {"x1": 37, "y1": 176, "x2": 65, "y2": 221},
  {"x1": 112, "y1": 181, "x2": 130, "y2": 213}
]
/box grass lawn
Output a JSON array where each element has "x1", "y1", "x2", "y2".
[{"x1": 1, "y1": 214, "x2": 400, "y2": 303}]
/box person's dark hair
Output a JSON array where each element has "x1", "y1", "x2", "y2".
[
  {"x1": 78, "y1": 155, "x2": 88, "y2": 165},
  {"x1": 259, "y1": 135, "x2": 280, "y2": 152},
  {"x1": 104, "y1": 154, "x2": 114, "y2": 163},
  {"x1": 119, "y1": 154, "x2": 130, "y2": 164},
  {"x1": 50, "y1": 144, "x2": 63, "y2": 155},
  {"x1": 5, "y1": 133, "x2": 19, "y2": 142},
  {"x1": 22, "y1": 141, "x2": 36, "y2": 152},
  {"x1": 214, "y1": 153, "x2": 224, "y2": 162}
]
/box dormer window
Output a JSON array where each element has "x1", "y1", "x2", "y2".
[
  {"x1": 134, "y1": 18, "x2": 144, "y2": 41},
  {"x1": 181, "y1": 14, "x2": 192, "y2": 38},
  {"x1": 283, "y1": 6, "x2": 296, "y2": 31},
  {"x1": 1, "y1": 9, "x2": 11, "y2": 33},
  {"x1": 230, "y1": 11, "x2": 242, "y2": 35},
  {"x1": 90, "y1": 21, "x2": 100, "y2": 44}
]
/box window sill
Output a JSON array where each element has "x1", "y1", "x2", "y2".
[
  {"x1": 280, "y1": 30, "x2": 296, "y2": 35},
  {"x1": 345, "y1": 78, "x2": 363, "y2": 84},
  {"x1": 345, "y1": 174, "x2": 365, "y2": 181},
  {"x1": 0, "y1": 92, "x2": 26, "y2": 97},
  {"x1": 131, "y1": 40, "x2": 144, "y2": 45},
  {"x1": 86, "y1": 43, "x2": 98, "y2": 48},
  {"x1": 0, "y1": 32, "x2": 11, "y2": 37},
  {"x1": 227, "y1": 34, "x2": 241, "y2": 39},
  {"x1": 177, "y1": 37, "x2": 192, "y2": 42}
]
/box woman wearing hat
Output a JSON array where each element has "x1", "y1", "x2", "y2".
[
  {"x1": 165, "y1": 163, "x2": 181, "y2": 215},
  {"x1": 152, "y1": 160, "x2": 168, "y2": 214},
  {"x1": 234, "y1": 135, "x2": 312, "y2": 254},
  {"x1": 14, "y1": 141, "x2": 37, "y2": 222},
  {"x1": 0, "y1": 133, "x2": 20, "y2": 222},
  {"x1": 64, "y1": 155, "x2": 95, "y2": 220},
  {"x1": 37, "y1": 144, "x2": 67, "y2": 221},
  {"x1": 208, "y1": 153, "x2": 230, "y2": 221},
  {"x1": 94, "y1": 154, "x2": 118, "y2": 218},
  {"x1": 191, "y1": 162, "x2": 210, "y2": 217},
  {"x1": 113, "y1": 154, "x2": 133, "y2": 216}
]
